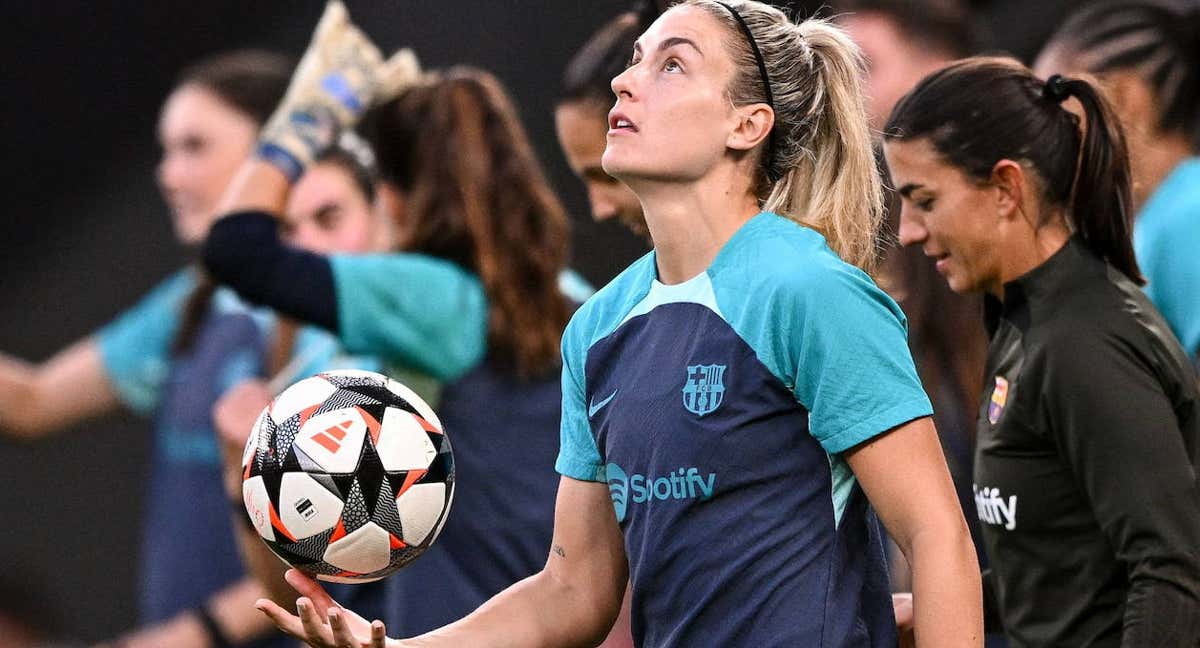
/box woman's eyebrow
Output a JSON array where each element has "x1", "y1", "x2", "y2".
[{"x1": 658, "y1": 36, "x2": 703, "y2": 57}]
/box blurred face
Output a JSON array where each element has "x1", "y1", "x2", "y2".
[
  {"x1": 841, "y1": 12, "x2": 953, "y2": 132},
  {"x1": 884, "y1": 138, "x2": 1005, "y2": 295},
  {"x1": 282, "y1": 162, "x2": 380, "y2": 255},
  {"x1": 156, "y1": 84, "x2": 257, "y2": 244},
  {"x1": 603, "y1": 6, "x2": 741, "y2": 184},
  {"x1": 554, "y1": 100, "x2": 647, "y2": 236}
]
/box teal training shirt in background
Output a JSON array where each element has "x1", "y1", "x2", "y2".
[
  {"x1": 557, "y1": 212, "x2": 932, "y2": 647},
  {"x1": 330, "y1": 253, "x2": 488, "y2": 383},
  {"x1": 1135, "y1": 158, "x2": 1200, "y2": 361},
  {"x1": 97, "y1": 268, "x2": 196, "y2": 413}
]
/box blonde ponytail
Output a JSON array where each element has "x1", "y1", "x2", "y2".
[{"x1": 684, "y1": 2, "x2": 885, "y2": 272}]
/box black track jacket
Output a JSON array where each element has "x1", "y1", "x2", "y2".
[{"x1": 976, "y1": 238, "x2": 1200, "y2": 647}]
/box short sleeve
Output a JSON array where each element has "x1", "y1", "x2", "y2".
[
  {"x1": 329, "y1": 254, "x2": 487, "y2": 382},
  {"x1": 96, "y1": 269, "x2": 195, "y2": 414},
  {"x1": 554, "y1": 314, "x2": 606, "y2": 482},
  {"x1": 790, "y1": 266, "x2": 932, "y2": 454}
]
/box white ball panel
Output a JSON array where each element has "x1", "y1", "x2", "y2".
[
  {"x1": 271, "y1": 376, "x2": 337, "y2": 422},
  {"x1": 397, "y1": 483, "x2": 447, "y2": 546},
  {"x1": 242, "y1": 476, "x2": 275, "y2": 541},
  {"x1": 385, "y1": 379, "x2": 443, "y2": 431},
  {"x1": 429, "y1": 481, "x2": 454, "y2": 544},
  {"x1": 278, "y1": 472, "x2": 345, "y2": 539},
  {"x1": 323, "y1": 522, "x2": 392, "y2": 573},
  {"x1": 293, "y1": 408, "x2": 369, "y2": 474},
  {"x1": 376, "y1": 408, "x2": 437, "y2": 471}
]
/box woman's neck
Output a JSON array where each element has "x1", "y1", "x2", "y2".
[
  {"x1": 635, "y1": 168, "x2": 761, "y2": 284},
  {"x1": 992, "y1": 220, "x2": 1072, "y2": 300}
]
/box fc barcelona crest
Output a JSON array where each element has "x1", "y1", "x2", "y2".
[
  {"x1": 988, "y1": 375, "x2": 1009, "y2": 425},
  {"x1": 683, "y1": 364, "x2": 727, "y2": 417}
]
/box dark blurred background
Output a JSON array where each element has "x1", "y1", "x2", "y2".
[{"x1": 0, "y1": 0, "x2": 1080, "y2": 642}]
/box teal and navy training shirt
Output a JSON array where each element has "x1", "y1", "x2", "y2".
[{"x1": 556, "y1": 211, "x2": 932, "y2": 647}]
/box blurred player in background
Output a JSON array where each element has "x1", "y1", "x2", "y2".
[
  {"x1": 834, "y1": 0, "x2": 992, "y2": 595},
  {"x1": 259, "y1": 2, "x2": 981, "y2": 645},
  {"x1": 885, "y1": 57, "x2": 1200, "y2": 646},
  {"x1": 0, "y1": 50, "x2": 305, "y2": 648},
  {"x1": 198, "y1": 4, "x2": 628, "y2": 643},
  {"x1": 555, "y1": 1, "x2": 667, "y2": 238},
  {"x1": 1036, "y1": 0, "x2": 1200, "y2": 365}
]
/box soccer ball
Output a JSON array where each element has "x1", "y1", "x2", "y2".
[{"x1": 240, "y1": 370, "x2": 454, "y2": 583}]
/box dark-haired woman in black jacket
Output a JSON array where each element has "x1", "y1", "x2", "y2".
[{"x1": 884, "y1": 57, "x2": 1200, "y2": 647}]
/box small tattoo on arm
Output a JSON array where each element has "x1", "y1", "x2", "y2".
[{"x1": 553, "y1": 545, "x2": 566, "y2": 558}]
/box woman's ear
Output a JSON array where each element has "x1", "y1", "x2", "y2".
[
  {"x1": 990, "y1": 159, "x2": 1025, "y2": 221},
  {"x1": 726, "y1": 104, "x2": 775, "y2": 152}
]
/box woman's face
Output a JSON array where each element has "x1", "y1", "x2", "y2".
[
  {"x1": 282, "y1": 161, "x2": 382, "y2": 255},
  {"x1": 602, "y1": 5, "x2": 742, "y2": 185},
  {"x1": 884, "y1": 138, "x2": 1006, "y2": 295},
  {"x1": 156, "y1": 83, "x2": 258, "y2": 245},
  {"x1": 554, "y1": 99, "x2": 647, "y2": 236}
]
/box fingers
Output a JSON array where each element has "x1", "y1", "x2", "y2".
[
  {"x1": 313, "y1": 0, "x2": 350, "y2": 45},
  {"x1": 255, "y1": 598, "x2": 309, "y2": 640},
  {"x1": 377, "y1": 49, "x2": 422, "y2": 102},
  {"x1": 286, "y1": 568, "x2": 338, "y2": 616},
  {"x1": 298, "y1": 597, "x2": 336, "y2": 645},
  {"x1": 370, "y1": 619, "x2": 388, "y2": 648},
  {"x1": 328, "y1": 607, "x2": 361, "y2": 647}
]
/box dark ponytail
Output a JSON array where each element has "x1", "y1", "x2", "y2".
[
  {"x1": 885, "y1": 57, "x2": 1143, "y2": 284},
  {"x1": 1052, "y1": 75, "x2": 1142, "y2": 284}
]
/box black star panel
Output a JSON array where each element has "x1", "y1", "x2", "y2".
[
  {"x1": 341, "y1": 479, "x2": 370, "y2": 533},
  {"x1": 268, "y1": 527, "x2": 335, "y2": 563},
  {"x1": 370, "y1": 474, "x2": 405, "y2": 539},
  {"x1": 355, "y1": 438, "x2": 387, "y2": 517}
]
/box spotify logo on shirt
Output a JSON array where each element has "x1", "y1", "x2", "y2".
[{"x1": 606, "y1": 462, "x2": 717, "y2": 523}]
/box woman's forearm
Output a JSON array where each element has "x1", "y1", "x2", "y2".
[
  {"x1": 399, "y1": 568, "x2": 620, "y2": 648},
  {"x1": 907, "y1": 520, "x2": 983, "y2": 646},
  {"x1": 0, "y1": 341, "x2": 118, "y2": 437}
]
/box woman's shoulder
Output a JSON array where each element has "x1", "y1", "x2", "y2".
[
  {"x1": 1029, "y1": 264, "x2": 1191, "y2": 378},
  {"x1": 565, "y1": 252, "x2": 657, "y2": 349},
  {"x1": 713, "y1": 213, "x2": 888, "y2": 306},
  {"x1": 715, "y1": 212, "x2": 878, "y2": 283}
]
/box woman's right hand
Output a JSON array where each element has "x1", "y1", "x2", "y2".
[{"x1": 255, "y1": 569, "x2": 396, "y2": 648}]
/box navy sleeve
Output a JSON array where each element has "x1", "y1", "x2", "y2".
[{"x1": 203, "y1": 211, "x2": 338, "y2": 332}]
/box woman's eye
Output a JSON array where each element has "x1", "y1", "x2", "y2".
[
  {"x1": 626, "y1": 55, "x2": 640, "y2": 69},
  {"x1": 917, "y1": 199, "x2": 935, "y2": 211},
  {"x1": 663, "y1": 59, "x2": 682, "y2": 73}
]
